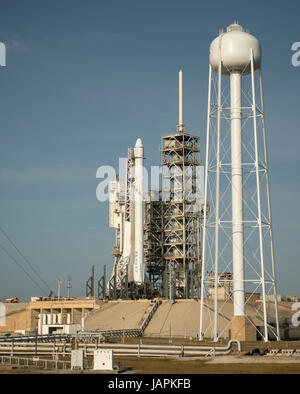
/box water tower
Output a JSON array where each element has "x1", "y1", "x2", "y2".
[{"x1": 199, "y1": 23, "x2": 280, "y2": 342}]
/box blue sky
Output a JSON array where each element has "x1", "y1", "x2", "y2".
[{"x1": 0, "y1": 0, "x2": 299, "y2": 300}]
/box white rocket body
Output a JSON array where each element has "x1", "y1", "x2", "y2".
[{"x1": 133, "y1": 138, "x2": 144, "y2": 284}]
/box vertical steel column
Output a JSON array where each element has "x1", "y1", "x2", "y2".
[
  {"x1": 259, "y1": 70, "x2": 280, "y2": 340},
  {"x1": 200, "y1": 64, "x2": 212, "y2": 341},
  {"x1": 213, "y1": 53, "x2": 222, "y2": 342},
  {"x1": 250, "y1": 49, "x2": 268, "y2": 342}
]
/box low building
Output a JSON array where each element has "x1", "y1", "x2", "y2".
[{"x1": 0, "y1": 297, "x2": 101, "y2": 335}]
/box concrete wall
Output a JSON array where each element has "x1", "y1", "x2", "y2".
[
  {"x1": 0, "y1": 298, "x2": 102, "y2": 335},
  {"x1": 41, "y1": 323, "x2": 81, "y2": 335},
  {"x1": 0, "y1": 303, "x2": 31, "y2": 334}
]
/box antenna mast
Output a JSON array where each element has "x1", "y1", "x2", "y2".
[{"x1": 178, "y1": 69, "x2": 184, "y2": 133}]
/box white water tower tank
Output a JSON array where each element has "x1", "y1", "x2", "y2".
[{"x1": 209, "y1": 22, "x2": 261, "y2": 75}]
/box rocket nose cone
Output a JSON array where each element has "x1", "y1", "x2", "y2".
[{"x1": 135, "y1": 138, "x2": 143, "y2": 148}]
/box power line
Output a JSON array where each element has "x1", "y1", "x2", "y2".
[
  {"x1": 0, "y1": 226, "x2": 52, "y2": 293},
  {"x1": 0, "y1": 241, "x2": 48, "y2": 296}
]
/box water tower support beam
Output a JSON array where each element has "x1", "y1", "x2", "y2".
[
  {"x1": 259, "y1": 70, "x2": 280, "y2": 341},
  {"x1": 250, "y1": 49, "x2": 268, "y2": 342},
  {"x1": 213, "y1": 54, "x2": 222, "y2": 342},
  {"x1": 199, "y1": 64, "x2": 212, "y2": 341}
]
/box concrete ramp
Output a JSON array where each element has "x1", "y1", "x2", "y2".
[
  {"x1": 145, "y1": 299, "x2": 266, "y2": 339},
  {"x1": 85, "y1": 300, "x2": 152, "y2": 331},
  {"x1": 85, "y1": 298, "x2": 292, "y2": 339},
  {"x1": 4, "y1": 303, "x2": 27, "y2": 317},
  {"x1": 145, "y1": 300, "x2": 201, "y2": 338}
]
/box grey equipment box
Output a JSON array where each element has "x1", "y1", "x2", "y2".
[{"x1": 71, "y1": 349, "x2": 84, "y2": 370}]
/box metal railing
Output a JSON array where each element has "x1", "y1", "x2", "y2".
[
  {"x1": 0, "y1": 334, "x2": 72, "y2": 343},
  {"x1": 0, "y1": 339, "x2": 241, "y2": 358},
  {"x1": 93, "y1": 340, "x2": 241, "y2": 357},
  {"x1": 140, "y1": 300, "x2": 160, "y2": 333},
  {"x1": 75, "y1": 328, "x2": 142, "y2": 339},
  {"x1": 0, "y1": 355, "x2": 71, "y2": 370}
]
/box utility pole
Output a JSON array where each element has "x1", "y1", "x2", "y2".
[
  {"x1": 57, "y1": 278, "x2": 62, "y2": 299},
  {"x1": 67, "y1": 276, "x2": 71, "y2": 298}
]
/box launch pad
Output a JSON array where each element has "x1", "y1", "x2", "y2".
[
  {"x1": 92, "y1": 22, "x2": 282, "y2": 343},
  {"x1": 106, "y1": 70, "x2": 203, "y2": 300}
]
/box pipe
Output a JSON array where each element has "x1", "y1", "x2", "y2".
[{"x1": 231, "y1": 71, "x2": 245, "y2": 317}]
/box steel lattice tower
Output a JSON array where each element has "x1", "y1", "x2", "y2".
[{"x1": 161, "y1": 70, "x2": 202, "y2": 299}]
